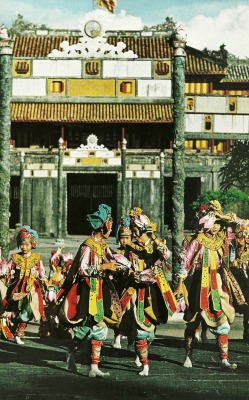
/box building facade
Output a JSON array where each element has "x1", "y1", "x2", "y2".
[{"x1": 7, "y1": 23, "x2": 249, "y2": 236}]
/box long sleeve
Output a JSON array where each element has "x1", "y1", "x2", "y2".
[
  {"x1": 36, "y1": 259, "x2": 46, "y2": 279},
  {"x1": 154, "y1": 239, "x2": 171, "y2": 261},
  {"x1": 183, "y1": 239, "x2": 202, "y2": 273},
  {"x1": 78, "y1": 246, "x2": 93, "y2": 276}
]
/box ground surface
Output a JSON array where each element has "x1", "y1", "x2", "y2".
[{"x1": 1, "y1": 236, "x2": 248, "y2": 400}]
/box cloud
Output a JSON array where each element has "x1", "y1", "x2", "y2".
[
  {"x1": 77, "y1": 9, "x2": 144, "y2": 33},
  {"x1": 182, "y1": 5, "x2": 249, "y2": 58},
  {"x1": 1, "y1": 2, "x2": 143, "y2": 32}
]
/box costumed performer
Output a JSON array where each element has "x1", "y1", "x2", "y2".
[
  {"x1": 5, "y1": 225, "x2": 46, "y2": 344},
  {"x1": 117, "y1": 207, "x2": 177, "y2": 376},
  {"x1": 39, "y1": 240, "x2": 74, "y2": 339},
  {"x1": 213, "y1": 206, "x2": 249, "y2": 343},
  {"x1": 175, "y1": 209, "x2": 237, "y2": 370},
  {"x1": 0, "y1": 247, "x2": 13, "y2": 340},
  {"x1": 57, "y1": 204, "x2": 122, "y2": 378},
  {"x1": 112, "y1": 216, "x2": 133, "y2": 349}
]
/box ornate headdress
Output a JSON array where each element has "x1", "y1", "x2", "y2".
[
  {"x1": 87, "y1": 204, "x2": 112, "y2": 230},
  {"x1": 208, "y1": 200, "x2": 222, "y2": 213},
  {"x1": 194, "y1": 201, "x2": 229, "y2": 231},
  {"x1": 116, "y1": 216, "x2": 132, "y2": 243},
  {"x1": 16, "y1": 225, "x2": 39, "y2": 249},
  {"x1": 129, "y1": 207, "x2": 153, "y2": 234}
]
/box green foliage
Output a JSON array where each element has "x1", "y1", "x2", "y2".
[
  {"x1": 8, "y1": 14, "x2": 49, "y2": 37},
  {"x1": 190, "y1": 188, "x2": 249, "y2": 214},
  {"x1": 219, "y1": 141, "x2": 249, "y2": 190},
  {"x1": 144, "y1": 17, "x2": 177, "y2": 32}
]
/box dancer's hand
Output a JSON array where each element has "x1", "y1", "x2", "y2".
[
  {"x1": 174, "y1": 277, "x2": 184, "y2": 298},
  {"x1": 99, "y1": 262, "x2": 117, "y2": 272}
]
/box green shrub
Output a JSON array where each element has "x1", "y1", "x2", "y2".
[{"x1": 190, "y1": 189, "x2": 249, "y2": 217}]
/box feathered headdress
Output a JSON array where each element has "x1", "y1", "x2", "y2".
[
  {"x1": 115, "y1": 216, "x2": 132, "y2": 243},
  {"x1": 16, "y1": 225, "x2": 39, "y2": 249},
  {"x1": 129, "y1": 207, "x2": 153, "y2": 234}
]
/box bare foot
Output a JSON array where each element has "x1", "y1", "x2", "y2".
[
  {"x1": 135, "y1": 355, "x2": 142, "y2": 367},
  {"x1": 183, "y1": 356, "x2": 192, "y2": 368},
  {"x1": 221, "y1": 359, "x2": 237, "y2": 370},
  {"x1": 89, "y1": 367, "x2": 110, "y2": 378},
  {"x1": 138, "y1": 365, "x2": 149, "y2": 376}
]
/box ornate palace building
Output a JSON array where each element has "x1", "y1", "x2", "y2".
[{"x1": 7, "y1": 22, "x2": 249, "y2": 236}]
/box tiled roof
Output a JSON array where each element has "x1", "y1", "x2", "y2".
[
  {"x1": 11, "y1": 103, "x2": 173, "y2": 123},
  {"x1": 185, "y1": 46, "x2": 225, "y2": 76},
  {"x1": 13, "y1": 36, "x2": 225, "y2": 76},
  {"x1": 222, "y1": 63, "x2": 249, "y2": 82}
]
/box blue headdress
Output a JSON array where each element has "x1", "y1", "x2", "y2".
[{"x1": 87, "y1": 204, "x2": 112, "y2": 230}]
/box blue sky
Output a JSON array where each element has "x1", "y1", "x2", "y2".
[{"x1": 2, "y1": 1, "x2": 249, "y2": 58}]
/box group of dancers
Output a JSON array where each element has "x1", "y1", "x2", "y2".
[{"x1": 0, "y1": 200, "x2": 249, "y2": 377}]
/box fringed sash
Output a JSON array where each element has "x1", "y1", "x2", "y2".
[
  {"x1": 89, "y1": 277, "x2": 104, "y2": 322},
  {"x1": 120, "y1": 287, "x2": 136, "y2": 311},
  {"x1": 200, "y1": 248, "x2": 221, "y2": 311},
  {"x1": 137, "y1": 288, "x2": 152, "y2": 328},
  {"x1": 154, "y1": 267, "x2": 177, "y2": 316}
]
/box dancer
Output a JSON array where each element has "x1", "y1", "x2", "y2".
[
  {"x1": 5, "y1": 225, "x2": 46, "y2": 344},
  {"x1": 233, "y1": 224, "x2": 249, "y2": 341},
  {"x1": 0, "y1": 247, "x2": 13, "y2": 340},
  {"x1": 112, "y1": 216, "x2": 133, "y2": 349},
  {"x1": 175, "y1": 209, "x2": 237, "y2": 370},
  {"x1": 117, "y1": 207, "x2": 177, "y2": 376},
  {"x1": 39, "y1": 243, "x2": 74, "y2": 338},
  {"x1": 204, "y1": 201, "x2": 249, "y2": 343},
  {"x1": 58, "y1": 204, "x2": 121, "y2": 378},
  {"x1": 222, "y1": 217, "x2": 249, "y2": 342}
]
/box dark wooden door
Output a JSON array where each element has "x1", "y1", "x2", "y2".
[
  {"x1": 67, "y1": 173, "x2": 117, "y2": 235},
  {"x1": 9, "y1": 176, "x2": 20, "y2": 229}
]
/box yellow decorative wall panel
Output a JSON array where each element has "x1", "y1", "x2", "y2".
[
  {"x1": 195, "y1": 82, "x2": 201, "y2": 94},
  {"x1": 228, "y1": 97, "x2": 237, "y2": 113},
  {"x1": 117, "y1": 80, "x2": 136, "y2": 97},
  {"x1": 186, "y1": 97, "x2": 195, "y2": 112},
  {"x1": 201, "y1": 82, "x2": 209, "y2": 94},
  {"x1": 154, "y1": 60, "x2": 171, "y2": 78},
  {"x1": 214, "y1": 142, "x2": 223, "y2": 152},
  {"x1": 13, "y1": 60, "x2": 31, "y2": 77},
  {"x1": 68, "y1": 79, "x2": 116, "y2": 97},
  {"x1": 184, "y1": 140, "x2": 193, "y2": 149},
  {"x1": 203, "y1": 114, "x2": 213, "y2": 132},
  {"x1": 84, "y1": 60, "x2": 101, "y2": 77},
  {"x1": 196, "y1": 140, "x2": 209, "y2": 150},
  {"x1": 77, "y1": 158, "x2": 108, "y2": 165},
  {"x1": 48, "y1": 79, "x2": 66, "y2": 95}
]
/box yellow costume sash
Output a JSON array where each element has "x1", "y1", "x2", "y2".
[
  {"x1": 153, "y1": 266, "x2": 177, "y2": 315},
  {"x1": 200, "y1": 247, "x2": 221, "y2": 312},
  {"x1": 84, "y1": 238, "x2": 107, "y2": 322}
]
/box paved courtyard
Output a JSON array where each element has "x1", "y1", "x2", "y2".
[{"x1": 1, "y1": 235, "x2": 248, "y2": 400}]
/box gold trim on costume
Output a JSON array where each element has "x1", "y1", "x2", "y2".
[{"x1": 197, "y1": 233, "x2": 223, "y2": 251}]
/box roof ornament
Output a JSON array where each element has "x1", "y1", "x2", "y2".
[
  {"x1": 47, "y1": 20, "x2": 138, "y2": 59},
  {"x1": 76, "y1": 134, "x2": 108, "y2": 150},
  {"x1": 0, "y1": 24, "x2": 8, "y2": 39},
  {"x1": 171, "y1": 25, "x2": 187, "y2": 57},
  {"x1": 84, "y1": 20, "x2": 102, "y2": 38},
  {"x1": 203, "y1": 44, "x2": 228, "y2": 68}
]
